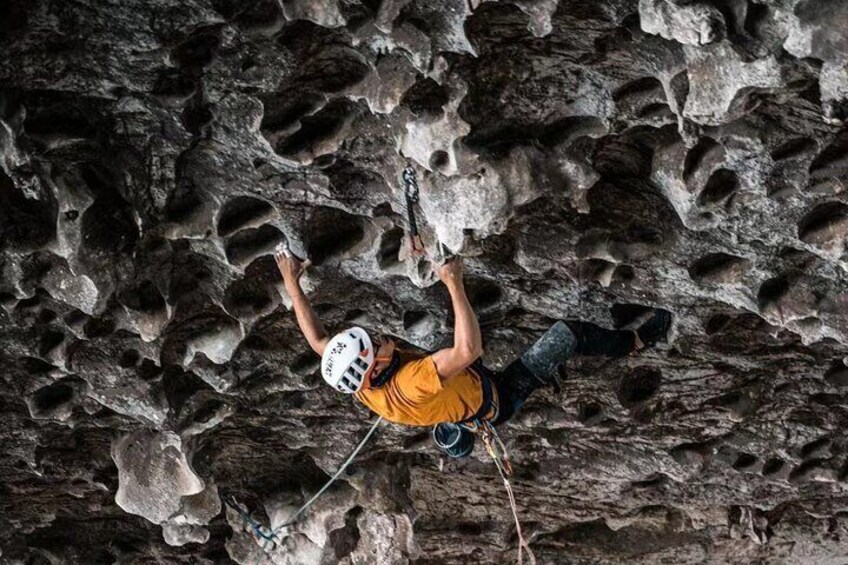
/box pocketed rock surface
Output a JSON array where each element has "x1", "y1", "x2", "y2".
[{"x1": 2, "y1": 1, "x2": 848, "y2": 563}]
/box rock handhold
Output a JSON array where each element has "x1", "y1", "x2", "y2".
[
  {"x1": 688, "y1": 252, "x2": 751, "y2": 285},
  {"x1": 683, "y1": 42, "x2": 784, "y2": 125},
  {"x1": 112, "y1": 431, "x2": 207, "y2": 525},
  {"x1": 797, "y1": 201, "x2": 848, "y2": 257},
  {"x1": 639, "y1": 0, "x2": 726, "y2": 46}
]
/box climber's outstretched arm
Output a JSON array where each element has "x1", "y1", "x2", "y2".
[
  {"x1": 431, "y1": 259, "x2": 483, "y2": 380},
  {"x1": 275, "y1": 253, "x2": 330, "y2": 356}
]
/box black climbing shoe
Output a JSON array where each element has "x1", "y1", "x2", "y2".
[{"x1": 635, "y1": 309, "x2": 672, "y2": 350}]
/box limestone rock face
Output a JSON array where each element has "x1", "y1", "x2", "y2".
[{"x1": 2, "y1": 0, "x2": 848, "y2": 563}]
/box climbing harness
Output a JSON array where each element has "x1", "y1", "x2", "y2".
[
  {"x1": 402, "y1": 164, "x2": 426, "y2": 256},
  {"x1": 222, "y1": 416, "x2": 383, "y2": 556},
  {"x1": 478, "y1": 420, "x2": 537, "y2": 565}
]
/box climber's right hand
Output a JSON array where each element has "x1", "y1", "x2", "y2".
[
  {"x1": 275, "y1": 252, "x2": 307, "y2": 291},
  {"x1": 436, "y1": 258, "x2": 464, "y2": 289}
]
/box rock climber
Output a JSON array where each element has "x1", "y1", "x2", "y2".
[{"x1": 275, "y1": 252, "x2": 671, "y2": 458}]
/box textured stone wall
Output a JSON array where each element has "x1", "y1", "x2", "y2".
[{"x1": 1, "y1": 0, "x2": 848, "y2": 563}]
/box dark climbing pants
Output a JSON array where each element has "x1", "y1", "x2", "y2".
[{"x1": 490, "y1": 321, "x2": 635, "y2": 425}]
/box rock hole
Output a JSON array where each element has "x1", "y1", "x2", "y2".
[
  {"x1": 401, "y1": 77, "x2": 450, "y2": 117},
  {"x1": 771, "y1": 137, "x2": 816, "y2": 161},
  {"x1": 80, "y1": 166, "x2": 139, "y2": 253},
  {"x1": 39, "y1": 330, "x2": 64, "y2": 357},
  {"x1": 83, "y1": 317, "x2": 115, "y2": 338},
  {"x1": 612, "y1": 264, "x2": 636, "y2": 284},
  {"x1": 232, "y1": 0, "x2": 284, "y2": 32},
  {"x1": 797, "y1": 201, "x2": 848, "y2": 247},
  {"x1": 456, "y1": 522, "x2": 485, "y2": 536},
  {"x1": 119, "y1": 280, "x2": 166, "y2": 314},
  {"x1": 683, "y1": 137, "x2": 723, "y2": 181},
  {"x1": 172, "y1": 25, "x2": 222, "y2": 69},
  {"x1": 636, "y1": 103, "x2": 674, "y2": 120},
  {"x1": 23, "y1": 97, "x2": 97, "y2": 140},
  {"x1": 744, "y1": 1, "x2": 771, "y2": 36},
  {"x1": 313, "y1": 154, "x2": 336, "y2": 168},
  {"x1": 578, "y1": 400, "x2": 604, "y2": 425},
  {"x1": 22, "y1": 357, "x2": 54, "y2": 374},
  {"x1": 225, "y1": 225, "x2": 285, "y2": 268},
  {"x1": 403, "y1": 310, "x2": 438, "y2": 337},
  {"x1": 33, "y1": 381, "x2": 74, "y2": 412},
  {"x1": 0, "y1": 170, "x2": 57, "y2": 252},
  {"x1": 466, "y1": 278, "x2": 503, "y2": 312},
  {"x1": 290, "y1": 351, "x2": 320, "y2": 376},
  {"x1": 429, "y1": 150, "x2": 450, "y2": 170},
  {"x1": 260, "y1": 91, "x2": 325, "y2": 134},
  {"x1": 788, "y1": 459, "x2": 830, "y2": 483},
  {"x1": 119, "y1": 350, "x2": 140, "y2": 368},
  {"x1": 762, "y1": 458, "x2": 786, "y2": 476},
  {"x1": 343, "y1": 309, "x2": 367, "y2": 323},
  {"x1": 809, "y1": 133, "x2": 848, "y2": 180},
  {"x1": 181, "y1": 96, "x2": 214, "y2": 135},
  {"x1": 757, "y1": 276, "x2": 789, "y2": 313},
  {"x1": 297, "y1": 47, "x2": 370, "y2": 94},
  {"x1": 697, "y1": 168, "x2": 739, "y2": 206},
  {"x1": 0, "y1": 0, "x2": 28, "y2": 37},
  {"x1": 704, "y1": 314, "x2": 731, "y2": 335},
  {"x1": 377, "y1": 227, "x2": 404, "y2": 269},
  {"x1": 669, "y1": 443, "x2": 709, "y2": 467},
  {"x1": 609, "y1": 303, "x2": 653, "y2": 329},
  {"x1": 273, "y1": 99, "x2": 353, "y2": 158},
  {"x1": 617, "y1": 367, "x2": 662, "y2": 408},
  {"x1": 825, "y1": 361, "x2": 848, "y2": 387},
  {"x1": 137, "y1": 358, "x2": 162, "y2": 381},
  {"x1": 164, "y1": 185, "x2": 208, "y2": 229},
  {"x1": 612, "y1": 77, "x2": 663, "y2": 102},
  {"x1": 224, "y1": 277, "x2": 274, "y2": 320},
  {"x1": 800, "y1": 437, "x2": 832, "y2": 460},
  {"x1": 688, "y1": 253, "x2": 751, "y2": 285},
  {"x1": 732, "y1": 452, "x2": 758, "y2": 470},
  {"x1": 152, "y1": 68, "x2": 196, "y2": 99},
  {"x1": 218, "y1": 196, "x2": 276, "y2": 237},
  {"x1": 38, "y1": 309, "x2": 57, "y2": 324},
  {"x1": 630, "y1": 473, "x2": 667, "y2": 489},
  {"x1": 330, "y1": 507, "x2": 362, "y2": 559},
  {"x1": 305, "y1": 207, "x2": 365, "y2": 265}
]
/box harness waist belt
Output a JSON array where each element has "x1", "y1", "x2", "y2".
[{"x1": 460, "y1": 359, "x2": 498, "y2": 425}]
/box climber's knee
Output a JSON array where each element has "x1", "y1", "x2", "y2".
[{"x1": 519, "y1": 321, "x2": 577, "y2": 383}]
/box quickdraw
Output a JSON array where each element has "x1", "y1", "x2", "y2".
[
  {"x1": 402, "y1": 164, "x2": 426, "y2": 256},
  {"x1": 479, "y1": 420, "x2": 537, "y2": 565},
  {"x1": 222, "y1": 417, "x2": 383, "y2": 560}
]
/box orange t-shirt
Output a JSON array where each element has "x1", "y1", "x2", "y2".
[{"x1": 355, "y1": 352, "x2": 494, "y2": 426}]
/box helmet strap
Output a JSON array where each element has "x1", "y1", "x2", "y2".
[{"x1": 369, "y1": 351, "x2": 401, "y2": 388}]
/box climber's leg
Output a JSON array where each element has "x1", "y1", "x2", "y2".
[
  {"x1": 565, "y1": 309, "x2": 672, "y2": 357},
  {"x1": 489, "y1": 311, "x2": 672, "y2": 425},
  {"x1": 491, "y1": 321, "x2": 577, "y2": 425}
]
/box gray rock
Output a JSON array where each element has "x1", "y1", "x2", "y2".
[{"x1": 2, "y1": 0, "x2": 848, "y2": 563}]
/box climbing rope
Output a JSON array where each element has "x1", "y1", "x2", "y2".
[
  {"x1": 223, "y1": 417, "x2": 384, "y2": 557},
  {"x1": 479, "y1": 420, "x2": 537, "y2": 565}
]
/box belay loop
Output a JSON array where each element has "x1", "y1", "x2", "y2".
[
  {"x1": 479, "y1": 420, "x2": 537, "y2": 565},
  {"x1": 402, "y1": 164, "x2": 425, "y2": 256}
]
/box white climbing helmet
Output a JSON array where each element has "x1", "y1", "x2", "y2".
[{"x1": 321, "y1": 327, "x2": 375, "y2": 394}]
